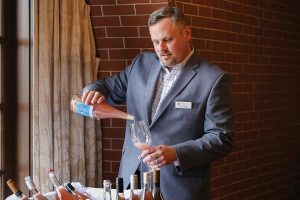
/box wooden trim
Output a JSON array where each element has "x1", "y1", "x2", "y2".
[{"x1": 2, "y1": 0, "x2": 31, "y2": 198}]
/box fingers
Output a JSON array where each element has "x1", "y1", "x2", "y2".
[
  {"x1": 142, "y1": 145, "x2": 172, "y2": 169},
  {"x1": 142, "y1": 145, "x2": 176, "y2": 168},
  {"x1": 81, "y1": 90, "x2": 105, "y2": 105}
]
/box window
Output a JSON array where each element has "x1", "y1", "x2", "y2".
[{"x1": 0, "y1": 0, "x2": 4, "y2": 197}]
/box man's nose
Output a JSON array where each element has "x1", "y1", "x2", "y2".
[{"x1": 158, "y1": 42, "x2": 167, "y2": 51}]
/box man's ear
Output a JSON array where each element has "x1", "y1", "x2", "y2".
[{"x1": 183, "y1": 26, "x2": 192, "y2": 41}]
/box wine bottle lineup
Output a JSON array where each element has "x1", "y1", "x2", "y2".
[
  {"x1": 70, "y1": 94, "x2": 134, "y2": 120},
  {"x1": 6, "y1": 169, "x2": 164, "y2": 200}
]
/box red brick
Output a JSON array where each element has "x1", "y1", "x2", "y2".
[
  {"x1": 101, "y1": 118, "x2": 111, "y2": 127},
  {"x1": 93, "y1": 27, "x2": 106, "y2": 38},
  {"x1": 206, "y1": 0, "x2": 219, "y2": 7},
  {"x1": 106, "y1": 27, "x2": 138, "y2": 37},
  {"x1": 111, "y1": 138, "x2": 124, "y2": 149},
  {"x1": 191, "y1": 16, "x2": 206, "y2": 27},
  {"x1": 198, "y1": 5, "x2": 211, "y2": 17},
  {"x1": 103, "y1": 161, "x2": 111, "y2": 172},
  {"x1": 184, "y1": 4, "x2": 198, "y2": 16},
  {"x1": 111, "y1": 118, "x2": 126, "y2": 127},
  {"x1": 124, "y1": 38, "x2": 153, "y2": 48},
  {"x1": 97, "y1": 71, "x2": 110, "y2": 79},
  {"x1": 91, "y1": 16, "x2": 120, "y2": 26},
  {"x1": 89, "y1": 0, "x2": 116, "y2": 5},
  {"x1": 96, "y1": 49, "x2": 108, "y2": 59},
  {"x1": 117, "y1": 0, "x2": 150, "y2": 4},
  {"x1": 103, "y1": 138, "x2": 111, "y2": 149},
  {"x1": 103, "y1": 150, "x2": 122, "y2": 161},
  {"x1": 109, "y1": 49, "x2": 140, "y2": 59},
  {"x1": 112, "y1": 162, "x2": 120, "y2": 172},
  {"x1": 121, "y1": 15, "x2": 149, "y2": 26},
  {"x1": 90, "y1": 5, "x2": 102, "y2": 16},
  {"x1": 102, "y1": 5, "x2": 135, "y2": 16},
  {"x1": 212, "y1": 8, "x2": 224, "y2": 20},
  {"x1": 102, "y1": 127, "x2": 125, "y2": 138},
  {"x1": 135, "y1": 3, "x2": 167, "y2": 15},
  {"x1": 96, "y1": 38, "x2": 124, "y2": 48},
  {"x1": 139, "y1": 26, "x2": 150, "y2": 37},
  {"x1": 99, "y1": 60, "x2": 127, "y2": 71}
]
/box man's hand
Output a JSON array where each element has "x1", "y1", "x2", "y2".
[
  {"x1": 81, "y1": 90, "x2": 105, "y2": 105},
  {"x1": 141, "y1": 145, "x2": 177, "y2": 169}
]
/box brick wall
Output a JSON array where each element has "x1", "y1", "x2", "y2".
[{"x1": 88, "y1": 0, "x2": 300, "y2": 199}]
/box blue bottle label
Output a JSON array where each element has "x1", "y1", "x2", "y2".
[{"x1": 75, "y1": 102, "x2": 93, "y2": 118}]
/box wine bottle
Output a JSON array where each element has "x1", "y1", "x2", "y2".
[
  {"x1": 102, "y1": 180, "x2": 112, "y2": 200},
  {"x1": 64, "y1": 182, "x2": 89, "y2": 200},
  {"x1": 141, "y1": 172, "x2": 153, "y2": 200},
  {"x1": 6, "y1": 179, "x2": 29, "y2": 200},
  {"x1": 115, "y1": 177, "x2": 125, "y2": 200},
  {"x1": 70, "y1": 94, "x2": 134, "y2": 120},
  {"x1": 129, "y1": 175, "x2": 140, "y2": 200},
  {"x1": 48, "y1": 169, "x2": 75, "y2": 200},
  {"x1": 24, "y1": 176, "x2": 47, "y2": 200},
  {"x1": 152, "y1": 169, "x2": 163, "y2": 200}
]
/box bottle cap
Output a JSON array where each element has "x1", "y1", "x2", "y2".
[
  {"x1": 24, "y1": 176, "x2": 36, "y2": 190},
  {"x1": 64, "y1": 182, "x2": 75, "y2": 193},
  {"x1": 153, "y1": 169, "x2": 160, "y2": 184},
  {"x1": 143, "y1": 172, "x2": 150, "y2": 183},
  {"x1": 130, "y1": 175, "x2": 138, "y2": 190},
  {"x1": 116, "y1": 177, "x2": 124, "y2": 192},
  {"x1": 7, "y1": 179, "x2": 19, "y2": 193}
]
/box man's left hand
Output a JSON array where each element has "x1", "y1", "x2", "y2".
[{"x1": 141, "y1": 145, "x2": 177, "y2": 169}]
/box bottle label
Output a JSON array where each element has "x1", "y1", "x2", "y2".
[{"x1": 75, "y1": 102, "x2": 93, "y2": 118}]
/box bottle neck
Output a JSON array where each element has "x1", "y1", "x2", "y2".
[
  {"x1": 31, "y1": 188, "x2": 39, "y2": 195},
  {"x1": 49, "y1": 172, "x2": 61, "y2": 188},
  {"x1": 103, "y1": 180, "x2": 112, "y2": 200},
  {"x1": 24, "y1": 176, "x2": 39, "y2": 195},
  {"x1": 143, "y1": 182, "x2": 151, "y2": 190}
]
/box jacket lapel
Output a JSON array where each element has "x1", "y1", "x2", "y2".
[{"x1": 150, "y1": 55, "x2": 200, "y2": 126}]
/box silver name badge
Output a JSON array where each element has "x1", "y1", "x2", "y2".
[{"x1": 175, "y1": 101, "x2": 192, "y2": 109}]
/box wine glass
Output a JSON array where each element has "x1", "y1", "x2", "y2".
[
  {"x1": 129, "y1": 120, "x2": 151, "y2": 152},
  {"x1": 129, "y1": 120, "x2": 152, "y2": 172}
]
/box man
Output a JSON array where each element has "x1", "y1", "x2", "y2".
[{"x1": 82, "y1": 6, "x2": 234, "y2": 200}]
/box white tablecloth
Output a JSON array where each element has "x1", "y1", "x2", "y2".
[{"x1": 6, "y1": 182, "x2": 139, "y2": 200}]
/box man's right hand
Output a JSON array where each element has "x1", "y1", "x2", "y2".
[{"x1": 81, "y1": 90, "x2": 105, "y2": 105}]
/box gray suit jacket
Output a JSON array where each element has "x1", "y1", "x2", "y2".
[{"x1": 84, "y1": 52, "x2": 234, "y2": 200}]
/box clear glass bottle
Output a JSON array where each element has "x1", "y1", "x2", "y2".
[
  {"x1": 70, "y1": 94, "x2": 134, "y2": 120},
  {"x1": 152, "y1": 169, "x2": 163, "y2": 200},
  {"x1": 64, "y1": 182, "x2": 89, "y2": 200},
  {"x1": 129, "y1": 175, "x2": 140, "y2": 200},
  {"x1": 115, "y1": 177, "x2": 125, "y2": 200},
  {"x1": 48, "y1": 169, "x2": 75, "y2": 200},
  {"x1": 6, "y1": 179, "x2": 29, "y2": 200},
  {"x1": 141, "y1": 172, "x2": 153, "y2": 200},
  {"x1": 24, "y1": 176, "x2": 47, "y2": 200},
  {"x1": 102, "y1": 179, "x2": 112, "y2": 200}
]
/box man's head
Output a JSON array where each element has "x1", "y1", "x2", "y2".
[{"x1": 148, "y1": 7, "x2": 192, "y2": 68}]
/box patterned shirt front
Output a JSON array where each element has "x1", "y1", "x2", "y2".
[{"x1": 151, "y1": 49, "x2": 194, "y2": 119}]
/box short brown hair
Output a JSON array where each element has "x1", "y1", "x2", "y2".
[{"x1": 148, "y1": 7, "x2": 187, "y2": 27}]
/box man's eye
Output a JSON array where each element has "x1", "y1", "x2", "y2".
[
  {"x1": 152, "y1": 41, "x2": 159, "y2": 45},
  {"x1": 165, "y1": 38, "x2": 173, "y2": 42}
]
